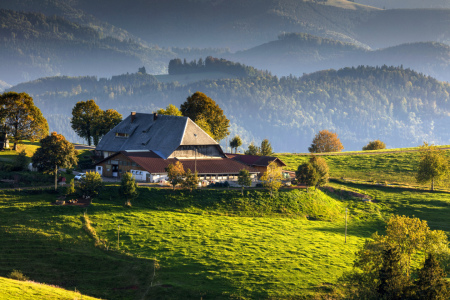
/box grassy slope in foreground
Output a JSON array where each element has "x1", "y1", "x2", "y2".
[
  {"x1": 0, "y1": 186, "x2": 367, "y2": 299},
  {"x1": 0, "y1": 277, "x2": 100, "y2": 300}
]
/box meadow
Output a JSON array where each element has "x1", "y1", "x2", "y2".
[
  {"x1": 278, "y1": 148, "x2": 450, "y2": 190},
  {"x1": 1, "y1": 144, "x2": 450, "y2": 299}
]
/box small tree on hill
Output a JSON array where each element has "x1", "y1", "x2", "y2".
[
  {"x1": 119, "y1": 172, "x2": 138, "y2": 206},
  {"x1": 79, "y1": 171, "x2": 103, "y2": 204},
  {"x1": 260, "y1": 139, "x2": 273, "y2": 156},
  {"x1": 166, "y1": 161, "x2": 185, "y2": 190},
  {"x1": 230, "y1": 135, "x2": 242, "y2": 154},
  {"x1": 182, "y1": 169, "x2": 199, "y2": 191},
  {"x1": 260, "y1": 161, "x2": 283, "y2": 197},
  {"x1": 296, "y1": 155, "x2": 329, "y2": 190},
  {"x1": 238, "y1": 169, "x2": 252, "y2": 195},
  {"x1": 363, "y1": 140, "x2": 386, "y2": 151},
  {"x1": 309, "y1": 130, "x2": 344, "y2": 153},
  {"x1": 32, "y1": 132, "x2": 78, "y2": 190},
  {"x1": 416, "y1": 142, "x2": 448, "y2": 191}
]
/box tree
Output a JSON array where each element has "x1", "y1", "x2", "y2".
[
  {"x1": 363, "y1": 140, "x2": 386, "y2": 151},
  {"x1": 416, "y1": 142, "x2": 448, "y2": 191},
  {"x1": 260, "y1": 139, "x2": 273, "y2": 156},
  {"x1": 230, "y1": 135, "x2": 242, "y2": 154},
  {"x1": 308, "y1": 130, "x2": 344, "y2": 153},
  {"x1": 0, "y1": 92, "x2": 49, "y2": 150},
  {"x1": 413, "y1": 253, "x2": 450, "y2": 300},
  {"x1": 78, "y1": 171, "x2": 103, "y2": 204},
  {"x1": 343, "y1": 215, "x2": 449, "y2": 299},
  {"x1": 13, "y1": 150, "x2": 28, "y2": 171},
  {"x1": 166, "y1": 161, "x2": 185, "y2": 190},
  {"x1": 296, "y1": 156, "x2": 329, "y2": 190},
  {"x1": 71, "y1": 100, "x2": 102, "y2": 146},
  {"x1": 238, "y1": 169, "x2": 252, "y2": 195},
  {"x1": 180, "y1": 91, "x2": 230, "y2": 141},
  {"x1": 91, "y1": 109, "x2": 122, "y2": 146},
  {"x1": 119, "y1": 172, "x2": 138, "y2": 206},
  {"x1": 32, "y1": 132, "x2": 78, "y2": 190},
  {"x1": 65, "y1": 179, "x2": 75, "y2": 196},
  {"x1": 181, "y1": 169, "x2": 199, "y2": 191},
  {"x1": 260, "y1": 161, "x2": 283, "y2": 197},
  {"x1": 156, "y1": 104, "x2": 182, "y2": 116},
  {"x1": 245, "y1": 142, "x2": 260, "y2": 155}
]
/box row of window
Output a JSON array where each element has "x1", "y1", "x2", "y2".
[{"x1": 106, "y1": 160, "x2": 137, "y2": 166}]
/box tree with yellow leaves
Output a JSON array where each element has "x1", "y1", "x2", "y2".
[{"x1": 260, "y1": 161, "x2": 283, "y2": 197}]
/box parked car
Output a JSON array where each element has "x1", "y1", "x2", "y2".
[{"x1": 74, "y1": 173, "x2": 86, "y2": 181}]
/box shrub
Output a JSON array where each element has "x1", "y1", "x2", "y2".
[
  {"x1": 8, "y1": 270, "x2": 28, "y2": 281},
  {"x1": 362, "y1": 140, "x2": 386, "y2": 151}
]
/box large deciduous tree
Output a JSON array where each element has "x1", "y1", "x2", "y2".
[
  {"x1": 31, "y1": 132, "x2": 78, "y2": 190},
  {"x1": 342, "y1": 215, "x2": 449, "y2": 299},
  {"x1": 230, "y1": 135, "x2": 242, "y2": 154},
  {"x1": 0, "y1": 92, "x2": 48, "y2": 150},
  {"x1": 180, "y1": 91, "x2": 230, "y2": 142},
  {"x1": 308, "y1": 130, "x2": 344, "y2": 153},
  {"x1": 91, "y1": 109, "x2": 122, "y2": 146},
  {"x1": 416, "y1": 142, "x2": 448, "y2": 191},
  {"x1": 71, "y1": 100, "x2": 102, "y2": 146}
]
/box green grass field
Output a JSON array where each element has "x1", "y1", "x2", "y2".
[
  {"x1": 2, "y1": 145, "x2": 450, "y2": 299},
  {"x1": 277, "y1": 149, "x2": 450, "y2": 190},
  {"x1": 0, "y1": 277, "x2": 100, "y2": 300}
]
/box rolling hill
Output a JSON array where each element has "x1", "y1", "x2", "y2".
[
  {"x1": 9, "y1": 64, "x2": 450, "y2": 152},
  {"x1": 230, "y1": 34, "x2": 450, "y2": 82}
]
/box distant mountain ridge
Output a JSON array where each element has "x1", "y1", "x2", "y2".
[
  {"x1": 9, "y1": 65, "x2": 450, "y2": 152},
  {"x1": 230, "y1": 33, "x2": 450, "y2": 82}
]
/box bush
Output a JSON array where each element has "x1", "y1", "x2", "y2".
[
  {"x1": 8, "y1": 270, "x2": 28, "y2": 281},
  {"x1": 362, "y1": 140, "x2": 386, "y2": 150}
]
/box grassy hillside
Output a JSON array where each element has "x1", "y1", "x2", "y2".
[
  {"x1": 278, "y1": 147, "x2": 450, "y2": 190},
  {"x1": 2, "y1": 147, "x2": 450, "y2": 298},
  {"x1": 0, "y1": 277, "x2": 100, "y2": 300},
  {"x1": 0, "y1": 186, "x2": 368, "y2": 299}
]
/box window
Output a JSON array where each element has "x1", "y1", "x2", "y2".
[{"x1": 115, "y1": 132, "x2": 129, "y2": 138}]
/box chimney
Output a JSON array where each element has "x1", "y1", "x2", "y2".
[
  {"x1": 131, "y1": 111, "x2": 136, "y2": 123},
  {"x1": 153, "y1": 113, "x2": 158, "y2": 121}
]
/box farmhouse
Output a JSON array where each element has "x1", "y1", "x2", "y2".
[
  {"x1": 226, "y1": 153, "x2": 286, "y2": 177},
  {"x1": 94, "y1": 112, "x2": 259, "y2": 182}
]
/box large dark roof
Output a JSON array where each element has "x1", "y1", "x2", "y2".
[
  {"x1": 97, "y1": 151, "x2": 258, "y2": 174},
  {"x1": 96, "y1": 113, "x2": 218, "y2": 159},
  {"x1": 226, "y1": 153, "x2": 286, "y2": 167}
]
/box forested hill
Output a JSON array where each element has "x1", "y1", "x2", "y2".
[
  {"x1": 0, "y1": 9, "x2": 175, "y2": 85},
  {"x1": 231, "y1": 33, "x2": 450, "y2": 82},
  {"x1": 10, "y1": 65, "x2": 450, "y2": 152}
]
